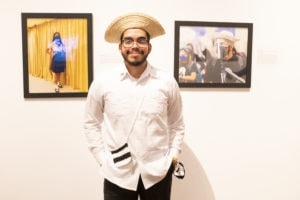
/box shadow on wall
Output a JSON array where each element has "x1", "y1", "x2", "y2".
[{"x1": 172, "y1": 142, "x2": 215, "y2": 200}]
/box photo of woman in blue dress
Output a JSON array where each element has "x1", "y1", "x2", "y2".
[{"x1": 47, "y1": 32, "x2": 66, "y2": 93}]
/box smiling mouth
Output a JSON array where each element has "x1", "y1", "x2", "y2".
[{"x1": 130, "y1": 52, "x2": 141, "y2": 56}]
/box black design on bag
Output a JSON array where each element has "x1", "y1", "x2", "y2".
[{"x1": 111, "y1": 143, "x2": 131, "y2": 165}]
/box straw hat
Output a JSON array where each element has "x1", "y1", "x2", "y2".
[
  {"x1": 213, "y1": 30, "x2": 239, "y2": 43},
  {"x1": 104, "y1": 12, "x2": 165, "y2": 43}
]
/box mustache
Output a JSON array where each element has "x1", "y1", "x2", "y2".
[{"x1": 126, "y1": 49, "x2": 145, "y2": 55}]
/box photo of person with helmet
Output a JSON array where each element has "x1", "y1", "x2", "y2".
[{"x1": 203, "y1": 29, "x2": 247, "y2": 84}]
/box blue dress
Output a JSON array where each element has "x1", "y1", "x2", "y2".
[{"x1": 50, "y1": 40, "x2": 66, "y2": 73}]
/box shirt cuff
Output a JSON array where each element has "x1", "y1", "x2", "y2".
[{"x1": 169, "y1": 148, "x2": 180, "y2": 159}]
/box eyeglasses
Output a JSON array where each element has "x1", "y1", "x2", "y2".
[
  {"x1": 121, "y1": 37, "x2": 149, "y2": 48},
  {"x1": 173, "y1": 162, "x2": 185, "y2": 179}
]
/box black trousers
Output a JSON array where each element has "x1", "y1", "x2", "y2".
[{"x1": 104, "y1": 165, "x2": 174, "y2": 200}]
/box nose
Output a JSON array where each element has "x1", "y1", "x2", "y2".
[{"x1": 132, "y1": 41, "x2": 138, "y2": 47}]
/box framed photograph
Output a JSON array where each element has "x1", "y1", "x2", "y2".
[
  {"x1": 21, "y1": 13, "x2": 93, "y2": 98},
  {"x1": 174, "y1": 21, "x2": 253, "y2": 88}
]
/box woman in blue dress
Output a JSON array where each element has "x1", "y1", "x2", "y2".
[{"x1": 47, "y1": 32, "x2": 66, "y2": 93}]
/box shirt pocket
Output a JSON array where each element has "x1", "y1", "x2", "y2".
[
  {"x1": 104, "y1": 95, "x2": 132, "y2": 117},
  {"x1": 142, "y1": 91, "x2": 167, "y2": 116}
]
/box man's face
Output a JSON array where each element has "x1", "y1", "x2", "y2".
[{"x1": 119, "y1": 29, "x2": 152, "y2": 67}]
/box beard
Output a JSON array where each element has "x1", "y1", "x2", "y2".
[{"x1": 121, "y1": 48, "x2": 149, "y2": 66}]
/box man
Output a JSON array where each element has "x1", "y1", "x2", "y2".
[{"x1": 83, "y1": 12, "x2": 185, "y2": 200}]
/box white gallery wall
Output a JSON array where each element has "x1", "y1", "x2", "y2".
[{"x1": 1, "y1": 0, "x2": 299, "y2": 200}]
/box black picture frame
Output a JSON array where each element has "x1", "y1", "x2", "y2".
[
  {"x1": 174, "y1": 21, "x2": 253, "y2": 88},
  {"x1": 21, "y1": 13, "x2": 93, "y2": 98}
]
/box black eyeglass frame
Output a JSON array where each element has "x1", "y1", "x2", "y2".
[{"x1": 121, "y1": 37, "x2": 149, "y2": 48}]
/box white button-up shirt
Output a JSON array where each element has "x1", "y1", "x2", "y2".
[{"x1": 83, "y1": 63, "x2": 185, "y2": 190}]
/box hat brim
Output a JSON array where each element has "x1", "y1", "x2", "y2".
[
  {"x1": 213, "y1": 31, "x2": 239, "y2": 43},
  {"x1": 104, "y1": 12, "x2": 165, "y2": 43}
]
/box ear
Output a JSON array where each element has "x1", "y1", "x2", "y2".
[
  {"x1": 118, "y1": 43, "x2": 122, "y2": 51},
  {"x1": 148, "y1": 43, "x2": 152, "y2": 53}
]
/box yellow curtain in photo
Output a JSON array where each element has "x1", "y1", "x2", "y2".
[{"x1": 27, "y1": 18, "x2": 89, "y2": 92}]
